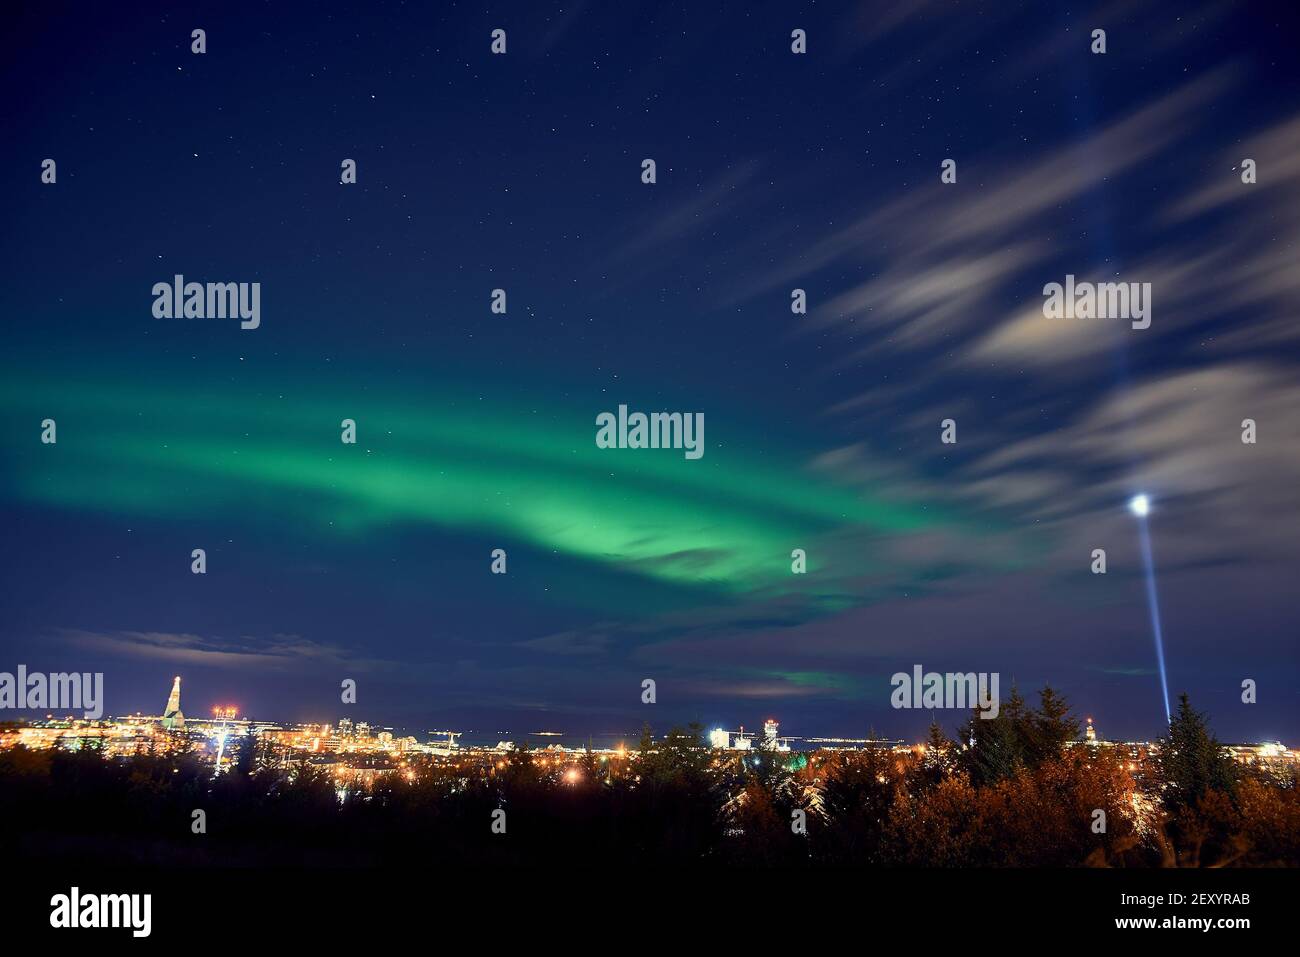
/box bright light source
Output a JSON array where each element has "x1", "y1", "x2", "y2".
[{"x1": 1129, "y1": 494, "x2": 1150, "y2": 517}]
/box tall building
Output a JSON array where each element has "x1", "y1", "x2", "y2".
[
  {"x1": 760, "y1": 719, "x2": 790, "y2": 752},
  {"x1": 162, "y1": 676, "x2": 185, "y2": 731}
]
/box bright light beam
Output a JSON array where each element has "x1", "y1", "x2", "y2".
[{"x1": 1130, "y1": 495, "x2": 1171, "y2": 724}]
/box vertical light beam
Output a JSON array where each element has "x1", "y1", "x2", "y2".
[{"x1": 1131, "y1": 495, "x2": 1171, "y2": 725}]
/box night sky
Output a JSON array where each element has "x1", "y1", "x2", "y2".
[{"x1": 2, "y1": 1, "x2": 1298, "y2": 745}]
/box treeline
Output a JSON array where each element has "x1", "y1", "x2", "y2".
[{"x1": 0, "y1": 690, "x2": 1296, "y2": 867}]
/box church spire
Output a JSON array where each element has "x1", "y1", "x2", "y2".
[{"x1": 163, "y1": 676, "x2": 185, "y2": 730}]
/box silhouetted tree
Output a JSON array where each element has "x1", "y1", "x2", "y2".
[
  {"x1": 1026, "y1": 685, "x2": 1081, "y2": 768},
  {"x1": 1156, "y1": 692, "x2": 1237, "y2": 812},
  {"x1": 960, "y1": 684, "x2": 1028, "y2": 785},
  {"x1": 811, "y1": 748, "x2": 898, "y2": 864},
  {"x1": 916, "y1": 720, "x2": 955, "y2": 792}
]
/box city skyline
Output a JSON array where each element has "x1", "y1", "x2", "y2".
[
  {"x1": 3, "y1": 2, "x2": 1299, "y2": 747},
  {"x1": 6, "y1": 671, "x2": 1291, "y2": 752}
]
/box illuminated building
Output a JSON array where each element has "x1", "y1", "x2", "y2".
[
  {"x1": 162, "y1": 676, "x2": 185, "y2": 731},
  {"x1": 750, "y1": 719, "x2": 790, "y2": 752},
  {"x1": 710, "y1": 724, "x2": 789, "y2": 751},
  {"x1": 210, "y1": 706, "x2": 238, "y2": 775},
  {"x1": 427, "y1": 730, "x2": 461, "y2": 756}
]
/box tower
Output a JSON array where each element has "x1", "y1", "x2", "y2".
[{"x1": 163, "y1": 676, "x2": 185, "y2": 730}]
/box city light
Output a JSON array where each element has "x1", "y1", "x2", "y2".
[{"x1": 7, "y1": 677, "x2": 1295, "y2": 818}]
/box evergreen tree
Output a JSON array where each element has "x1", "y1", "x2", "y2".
[
  {"x1": 579, "y1": 743, "x2": 600, "y2": 781},
  {"x1": 657, "y1": 723, "x2": 709, "y2": 774},
  {"x1": 234, "y1": 732, "x2": 258, "y2": 778},
  {"x1": 959, "y1": 684, "x2": 1028, "y2": 785},
  {"x1": 916, "y1": 720, "x2": 955, "y2": 792},
  {"x1": 1004, "y1": 684, "x2": 1034, "y2": 755},
  {"x1": 1156, "y1": 692, "x2": 1237, "y2": 811},
  {"x1": 1027, "y1": 685, "x2": 1081, "y2": 767},
  {"x1": 814, "y1": 748, "x2": 897, "y2": 865}
]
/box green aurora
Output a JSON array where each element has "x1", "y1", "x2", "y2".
[{"x1": 0, "y1": 367, "x2": 996, "y2": 613}]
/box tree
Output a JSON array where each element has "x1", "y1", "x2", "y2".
[
  {"x1": 1155, "y1": 692, "x2": 1236, "y2": 812},
  {"x1": 652, "y1": 723, "x2": 710, "y2": 777},
  {"x1": 812, "y1": 748, "x2": 898, "y2": 865},
  {"x1": 959, "y1": 684, "x2": 1028, "y2": 785},
  {"x1": 1027, "y1": 685, "x2": 1081, "y2": 768},
  {"x1": 624, "y1": 723, "x2": 723, "y2": 863},
  {"x1": 234, "y1": 732, "x2": 258, "y2": 778},
  {"x1": 578, "y1": 743, "x2": 601, "y2": 782}
]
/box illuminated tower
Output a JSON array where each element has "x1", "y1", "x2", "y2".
[
  {"x1": 1085, "y1": 717, "x2": 1097, "y2": 744},
  {"x1": 162, "y1": 676, "x2": 185, "y2": 730},
  {"x1": 763, "y1": 719, "x2": 778, "y2": 747},
  {"x1": 211, "y1": 706, "x2": 236, "y2": 774}
]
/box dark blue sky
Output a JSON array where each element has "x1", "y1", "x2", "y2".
[{"x1": 2, "y1": 1, "x2": 1298, "y2": 744}]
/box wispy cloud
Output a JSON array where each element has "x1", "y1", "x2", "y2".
[
  {"x1": 54, "y1": 629, "x2": 378, "y2": 671},
  {"x1": 769, "y1": 69, "x2": 1234, "y2": 357}
]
